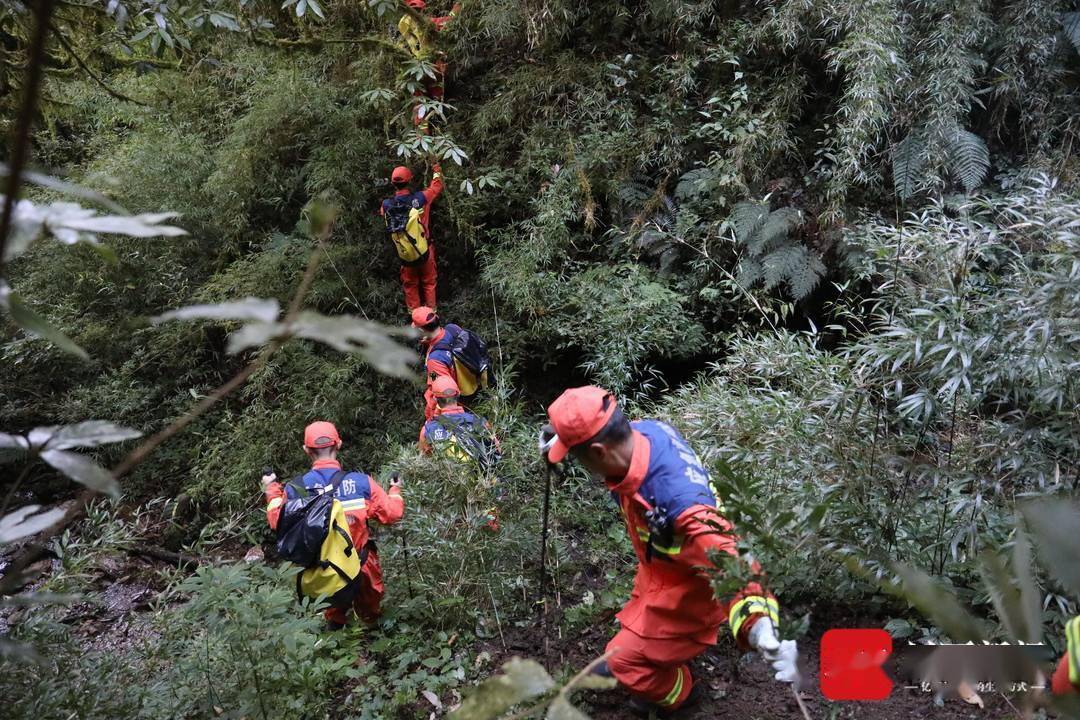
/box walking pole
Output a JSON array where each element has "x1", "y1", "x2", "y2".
[
  {"x1": 538, "y1": 462, "x2": 554, "y2": 608},
  {"x1": 391, "y1": 472, "x2": 414, "y2": 598}
]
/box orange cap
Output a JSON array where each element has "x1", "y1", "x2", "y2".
[
  {"x1": 391, "y1": 166, "x2": 413, "y2": 184},
  {"x1": 545, "y1": 386, "x2": 617, "y2": 463},
  {"x1": 411, "y1": 306, "x2": 438, "y2": 328},
  {"x1": 304, "y1": 421, "x2": 341, "y2": 449},
  {"x1": 431, "y1": 376, "x2": 460, "y2": 398}
]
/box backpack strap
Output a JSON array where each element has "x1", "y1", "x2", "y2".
[
  {"x1": 326, "y1": 471, "x2": 354, "y2": 556},
  {"x1": 332, "y1": 520, "x2": 354, "y2": 557},
  {"x1": 330, "y1": 469, "x2": 349, "y2": 491},
  {"x1": 286, "y1": 475, "x2": 308, "y2": 498}
]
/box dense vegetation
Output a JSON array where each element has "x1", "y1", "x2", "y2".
[{"x1": 1, "y1": 1, "x2": 1078, "y2": 718}]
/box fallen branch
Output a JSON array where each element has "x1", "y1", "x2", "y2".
[{"x1": 125, "y1": 544, "x2": 198, "y2": 568}]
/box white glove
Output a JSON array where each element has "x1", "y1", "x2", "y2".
[
  {"x1": 538, "y1": 424, "x2": 559, "y2": 462},
  {"x1": 261, "y1": 471, "x2": 277, "y2": 489},
  {"x1": 748, "y1": 618, "x2": 800, "y2": 684}
]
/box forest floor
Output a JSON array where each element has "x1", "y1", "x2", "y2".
[
  {"x1": 3, "y1": 518, "x2": 1057, "y2": 720},
  {"x1": 481, "y1": 619, "x2": 1032, "y2": 720}
]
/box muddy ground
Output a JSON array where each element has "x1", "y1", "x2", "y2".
[
  {"x1": 3, "y1": 537, "x2": 1064, "y2": 720},
  {"x1": 484, "y1": 612, "x2": 1056, "y2": 720}
]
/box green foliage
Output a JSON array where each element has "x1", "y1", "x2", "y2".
[
  {"x1": 730, "y1": 200, "x2": 825, "y2": 301},
  {"x1": 0, "y1": 560, "x2": 353, "y2": 720},
  {"x1": 3, "y1": 3, "x2": 1080, "y2": 718}
]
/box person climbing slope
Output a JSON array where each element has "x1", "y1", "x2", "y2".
[
  {"x1": 418, "y1": 376, "x2": 501, "y2": 467},
  {"x1": 539, "y1": 387, "x2": 799, "y2": 716},
  {"x1": 412, "y1": 306, "x2": 493, "y2": 421},
  {"x1": 398, "y1": 0, "x2": 461, "y2": 131},
  {"x1": 262, "y1": 421, "x2": 405, "y2": 629},
  {"x1": 419, "y1": 375, "x2": 502, "y2": 530},
  {"x1": 381, "y1": 163, "x2": 443, "y2": 312}
]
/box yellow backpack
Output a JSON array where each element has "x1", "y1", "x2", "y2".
[
  {"x1": 385, "y1": 196, "x2": 430, "y2": 265},
  {"x1": 295, "y1": 500, "x2": 365, "y2": 606},
  {"x1": 276, "y1": 471, "x2": 366, "y2": 608}
]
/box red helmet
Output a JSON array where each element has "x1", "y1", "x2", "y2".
[
  {"x1": 406, "y1": 0, "x2": 426, "y2": 8},
  {"x1": 304, "y1": 420, "x2": 341, "y2": 449},
  {"x1": 411, "y1": 306, "x2": 438, "y2": 328},
  {"x1": 431, "y1": 376, "x2": 460, "y2": 399},
  {"x1": 391, "y1": 166, "x2": 413, "y2": 184}
]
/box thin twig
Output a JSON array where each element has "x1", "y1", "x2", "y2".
[
  {"x1": 669, "y1": 233, "x2": 779, "y2": 333},
  {"x1": 0, "y1": 0, "x2": 57, "y2": 267},
  {"x1": 0, "y1": 248, "x2": 326, "y2": 594},
  {"x1": 50, "y1": 25, "x2": 149, "y2": 106}
]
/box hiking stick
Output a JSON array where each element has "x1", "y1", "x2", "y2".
[
  {"x1": 538, "y1": 463, "x2": 554, "y2": 608},
  {"x1": 791, "y1": 683, "x2": 813, "y2": 720},
  {"x1": 391, "y1": 472, "x2": 414, "y2": 598},
  {"x1": 401, "y1": 529, "x2": 414, "y2": 598}
]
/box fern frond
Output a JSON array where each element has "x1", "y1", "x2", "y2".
[
  {"x1": 1064, "y1": 12, "x2": 1080, "y2": 55},
  {"x1": 760, "y1": 244, "x2": 826, "y2": 300},
  {"x1": 789, "y1": 250, "x2": 827, "y2": 300},
  {"x1": 675, "y1": 168, "x2": 715, "y2": 202},
  {"x1": 749, "y1": 207, "x2": 802, "y2": 256},
  {"x1": 892, "y1": 132, "x2": 927, "y2": 202},
  {"x1": 947, "y1": 128, "x2": 990, "y2": 193},
  {"x1": 761, "y1": 244, "x2": 805, "y2": 292},
  {"x1": 736, "y1": 257, "x2": 764, "y2": 288},
  {"x1": 618, "y1": 179, "x2": 651, "y2": 206},
  {"x1": 729, "y1": 200, "x2": 769, "y2": 244}
]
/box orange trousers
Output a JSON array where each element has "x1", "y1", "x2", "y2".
[
  {"x1": 324, "y1": 550, "x2": 385, "y2": 626},
  {"x1": 1052, "y1": 654, "x2": 1078, "y2": 695},
  {"x1": 605, "y1": 627, "x2": 709, "y2": 710},
  {"x1": 400, "y1": 246, "x2": 437, "y2": 311}
]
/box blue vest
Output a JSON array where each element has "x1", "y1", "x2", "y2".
[
  {"x1": 631, "y1": 420, "x2": 716, "y2": 521},
  {"x1": 286, "y1": 467, "x2": 373, "y2": 514},
  {"x1": 381, "y1": 190, "x2": 427, "y2": 216},
  {"x1": 426, "y1": 323, "x2": 462, "y2": 372},
  {"x1": 424, "y1": 410, "x2": 498, "y2": 466}
]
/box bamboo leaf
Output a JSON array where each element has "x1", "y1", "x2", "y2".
[
  {"x1": 40, "y1": 449, "x2": 119, "y2": 498},
  {"x1": 0, "y1": 505, "x2": 67, "y2": 543}
]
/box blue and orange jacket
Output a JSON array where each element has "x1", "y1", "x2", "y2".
[
  {"x1": 418, "y1": 404, "x2": 501, "y2": 466},
  {"x1": 420, "y1": 324, "x2": 462, "y2": 420},
  {"x1": 606, "y1": 420, "x2": 778, "y2": 645},
  {"x1": 380, "y1": 166, "x2": 444, "y2": 247},
  {"x1": 264, "y1": 458, "x2": 404, "y2": 551}
]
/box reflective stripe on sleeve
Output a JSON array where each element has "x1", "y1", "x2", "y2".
[
  {"x1": 266, "y1": 497, "x2": 284, "y2": 511},
  {"x1": 339, "y1": 499, "x2": 368, "y2": 511},
  {"x1": 635, "y1": 527, "x2": 682, "y2": 556},
  {"x1": 729, "y1": 595, "x2": 780, "y2": 640},
  {"x1": 1067, "y1": 616, "x2": 1080, "y2": 685}
]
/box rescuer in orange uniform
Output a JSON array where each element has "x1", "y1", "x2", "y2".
[
  {"x1": 1052, "y1": 616, "x2": 1079, "y2": 695},
  {"x1": 398, "y1": 0, "x2": 461, "y2": 131},
  {"x1": 381, "y1": 164, "x2": 443, "y2": 312},
  {"x1": 540, "y1": 387, "x2": 799, "y2": 715},
  {"x1": 419, "y1": 376, "x2": 502, "y2": 531},
  {"x1": 412, "y1": 306, "x2": 468, "y2": 421},
  {"x1": 262, "y1": 421, "x2": 405, "y2": 629},
  {"x1": 418, "y1": 376, "x2": 500, "y2": 466}
]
